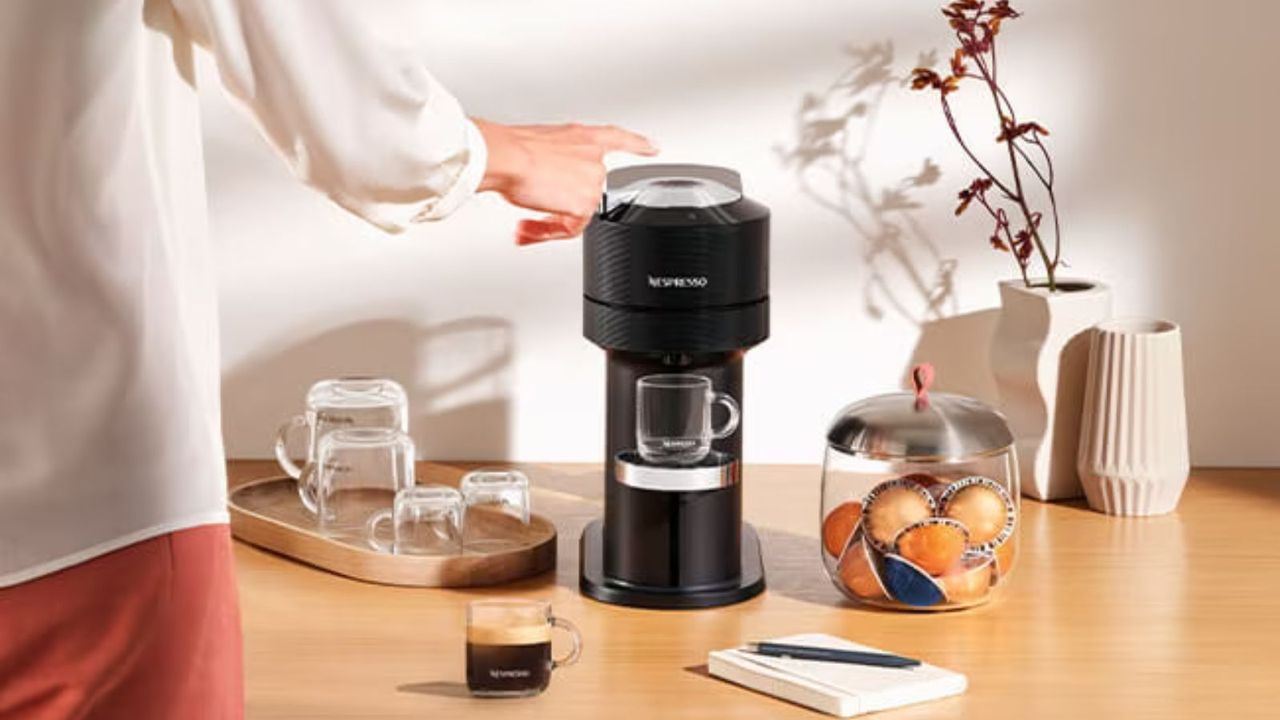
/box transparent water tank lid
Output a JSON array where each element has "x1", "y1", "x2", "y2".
[{"x1": 603, "y1": 164, "x2": 743, "y2": 214}]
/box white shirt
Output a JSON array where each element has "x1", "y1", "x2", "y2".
[{"x1": 0, "y1": 0, "x2": 486, "y2": 586}]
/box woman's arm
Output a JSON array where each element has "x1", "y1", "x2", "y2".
[
  {"x1": 170, "y1": 0, "x2": 653, "y2": 241},
  {"x1": 473, "y1": 120, "x2": 656, "y2": 245}
]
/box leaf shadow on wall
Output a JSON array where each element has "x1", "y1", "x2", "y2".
[
  {"x1": 221, "y1": 317, "x2": 515, "y2": 461},
  {"x1": 777, "y1": 41, "x2": 1001, "y2": 401},
  {"x1": 776, "y1": 41, "x2": 956, "y2": 327}
]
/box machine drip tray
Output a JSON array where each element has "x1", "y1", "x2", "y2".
[{"x1": 579, "y1": 519, "x2": 766, "y2": 609}]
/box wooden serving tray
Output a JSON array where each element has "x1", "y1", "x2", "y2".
[{"x1": 228, "y1": 476, "x2": 556, "y2": 587}]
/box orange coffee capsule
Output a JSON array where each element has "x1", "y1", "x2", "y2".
[
  {"x1": 940, "y1": 552, "x2": 995, "y2": 604},
  {"x1": 821, "y1": 501, "x2": 863, "y2": 558},
  {"x1": 900, "y1": 472, "x2": 949, "y2": 503},
  {"x1": 899, "y1": 472, "x2": 944, "y2": 489},
  {"x1": 994, "y1": 538, "x2": 1016, "y2": 578},
  {"x1": 892, "y1": 517, "x2": 969, "y2": 576},
  {"x1": 837, "y1": 535, "x2": 887, "y2": 601}
]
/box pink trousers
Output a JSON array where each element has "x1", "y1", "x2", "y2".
[{"x1": 0, "y1": 524, "x2": 244, "y2": 719}]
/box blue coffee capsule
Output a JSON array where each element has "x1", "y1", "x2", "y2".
[{"x1": 881, "y1": 554, "x2": 946, "y2": 607}]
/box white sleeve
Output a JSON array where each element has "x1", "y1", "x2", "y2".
[{"x1": 172, "y1": 0, "x2": 486, "y2": 231}]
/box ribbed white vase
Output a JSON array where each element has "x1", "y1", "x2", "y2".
[{"x1": 1077, "y1": 318, "x2": 1189, "y2": 516}]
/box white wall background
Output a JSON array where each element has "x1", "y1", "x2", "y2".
[{"x1": 210, "y1": 0, "x2": 1279, "y2": 466}]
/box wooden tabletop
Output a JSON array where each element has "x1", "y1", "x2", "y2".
[{"x1": 229, "y1": 462, "x2": 1280, "y2": 719}]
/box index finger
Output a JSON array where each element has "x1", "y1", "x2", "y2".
[
  {"x1": 516, "y1": 214, "x2": 591, "y2": 246},
  {"x1": 589, "y1": 125, "x2": 659, "y2": 156}
]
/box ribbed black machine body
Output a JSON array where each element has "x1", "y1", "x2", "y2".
[{"x1": 579, "y1": 164, "x2": 770, "y2": 609}]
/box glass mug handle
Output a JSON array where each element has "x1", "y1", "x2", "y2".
[
  {"x1": 365, "y1": 509, "x2": 395, "y2": 554},
  {"x1": 549, "y1": 616, "x2": 582, "y2": 670},
  {"x1": 274, "y1": 414, "x2": 309, "y2": 479},
  {"x1": 709, "y1": 392, "x2": 740, "y2": 440},
  {"x1": 296, "y1": 462, "x2": 320, "y2": 515}
]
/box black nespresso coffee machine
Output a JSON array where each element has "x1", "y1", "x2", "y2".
[{"x1": 579, "y1": 164, "x2": 769, "y2": 609}]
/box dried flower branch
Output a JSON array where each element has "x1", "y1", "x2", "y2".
[{"x1": 910, "y1": 0, "x2": 1064, "y2": 291}]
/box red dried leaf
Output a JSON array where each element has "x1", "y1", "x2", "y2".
[
  {"x1": 955, "y1": 177, "x2": 992, "y2": 215},
  {"x1": 1013, "y1": 229, "x2": 1034, "y2": 260},
  {"x1": 996, "y1": 119, "x2": 1051, "y2": 143},
  {"x1": 960, "y1": 34, "x2": 988, "y2": 57},
  {"x1": 989, "y1": 1, "x2": 1020, "y2": 20},
  {"x1": 990, "y1": 234, "x2": 1008, "y2": 251},
  {"x1": 910, "y1": 68, "x2": 942, "y2": 91}
]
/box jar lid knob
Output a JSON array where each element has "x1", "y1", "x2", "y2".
[{"x1": 911, "y1": 363, "x2": 935, "y2": 411}]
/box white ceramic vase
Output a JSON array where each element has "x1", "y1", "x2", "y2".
[
  {"x1": 1077, "y1": 318, "x2": 1189, "y2": 516},
  {"x1": 991, "y1": 279, "x2": 1112, "y2": 500}
]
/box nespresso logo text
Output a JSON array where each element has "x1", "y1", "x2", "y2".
[{"x1": 648, "y1": 275, "x2": 708, "y2": 289}]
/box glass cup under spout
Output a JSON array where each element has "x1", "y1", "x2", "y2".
[{"x1": 635, "y1": 373, "x2": 739, "y2": 465}]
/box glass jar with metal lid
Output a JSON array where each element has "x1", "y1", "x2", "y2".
[{"x1": 820, "y1": 365, "x2": 1019, "y2": 610}]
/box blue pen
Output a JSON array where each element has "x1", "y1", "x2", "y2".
[{"x1": 745, "y1": 641, "x2": 921, "y2": 669}]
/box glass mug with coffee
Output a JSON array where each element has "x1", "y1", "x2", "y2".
[
  {"x1": 274, "y1": 377, "x2": 408, "y2": 506},
  {"x1": 466, "y1": 600, "x2": 581, "y2": 697},
  {"x1": 635, "y1": 374, "x2": 740, "y2": 465}
]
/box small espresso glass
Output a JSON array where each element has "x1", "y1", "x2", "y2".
[
  {"x1": 636, "y1": 374, "x2": 740, "y2": 465},
  {"x1": 466, "y1": 599, "x2": 581, "y2": 698},
  {"x1": 306, "y1": 427, "x2": 415, "y2": 539},
  {"x1": 460, "y1": 469, "x2": 531, "y2": 552},
  {"x1": 366, "y1": 485, "x2": 463, "y2": 555},
  {"x1": 274, "y1": 377, "x2": 408, "y2": 506}
]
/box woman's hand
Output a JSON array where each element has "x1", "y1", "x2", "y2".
[{"x1": 473, "y1": 119, "x2": 658, "y2": 245}]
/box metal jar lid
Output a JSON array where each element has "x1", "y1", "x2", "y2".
[{"x1": 826, "y1": 365, "x2": 1014, "y2": 462}]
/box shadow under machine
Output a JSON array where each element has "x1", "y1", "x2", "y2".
[{"x1": 579, "y1": 164, "x2": 770, "y2": 609}]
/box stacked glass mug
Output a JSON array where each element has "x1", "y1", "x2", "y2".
[{"x1": 274, "y1": 377, "x2": 531, "y2": 555}]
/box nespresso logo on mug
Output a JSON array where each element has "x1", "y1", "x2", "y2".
[{"x1": 648, "y1": 275, "x2": 708, "y2": 289}]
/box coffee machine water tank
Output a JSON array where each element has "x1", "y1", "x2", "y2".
[{"x1": 579, "y1": 164, "x2": 769, "y2": 609}]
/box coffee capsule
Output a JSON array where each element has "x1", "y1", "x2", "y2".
[
  {"x1": 940, "y1": 551, "x2": 995, "y2": 604},
  {"x1": 938, "y1": 476, "x2": 1015, "y2": 552},
  {"x1": 901, "y1": 472, "x2": 951, "y2": 503},
  {"x1": 899, "y1": 472, "x2": 943, "y2": 486},
  {"x1": 881, "y1": 554, "x2": 946, "y2": 607},
  {"x1": 861, "y1": 478, "x2": 936, "y2": 553},
  {"x1": 892, "y1": 517, "x2": 969, "y2": 576},
  {"x1": 821, "y1": 500, "x2": 863, "y2": 559},
  {"x1": 901, "y1": 470, "x2": 944, "y2": 490},
  {"x1": 993, "y1": 539, "x2": 1016, "y2": 583},
  {"x1": 836, "y1": 533, "x2": 888, "y2": 601}
]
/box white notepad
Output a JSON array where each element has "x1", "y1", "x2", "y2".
[{"x1": 707, "y1": 633, "x2": 967, "y2": 717}]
